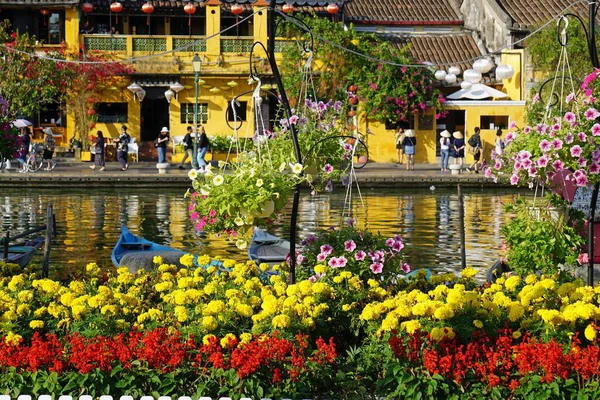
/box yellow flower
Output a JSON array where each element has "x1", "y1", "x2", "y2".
[
  {"x1": 585, "y1": 324, "x2": 597, "y2": 341},
  {"x1": 473, "y1": 320, "x2": 483, "y2": 329},
  {"x1": 512, "y1": 330, "x2": 522, "y2": 339},
  {"x1": 236, "y1": 303, "x2": 254, "y2": 318},
  {"x1": 203, "y1": 300, "x2": 226, "y2": 316},
  {"x1": 8, "y1": 275, "x2": 25, "y2": 292},
  {"x1": 5, "y1": 332, "x2": 22, "y2": 346},
  {"x1": 188, "y1": 169, "x2": 198, "y2": 180},
  {"x1": 504, "y1": 276, "x2": 521, "y2": 291},
  {"x1": 400, "y1": 319, "x2": 421, "y2": 334},
  {"x1": 202, "y1": 316, "x2": 218, "y2": 331},
  {"x1": 16, "y1": 304, "x2": 29, "y2": 316},
  {"x1": 154, "y1": 281, "x2": 173, "y2": 292},
  {"x1": 203, "y1": 334, "x2": 217, "y2": 345},
  {"x1": 272, "y1": 314, "x2": 291, "y2": 329},
  {"x1": 86, "y1": 263, "x2": 100, "y2": 277},
  {"x1": 179, "y1": 254, "x2": 195, "y2": 268},
  {"x1": 290, "y1": 163, "x2": 303, "y2": 174},
  {"x1": 17, "y1": 290, "x2": 33, "y2": 303},
  {"x1": 314, "y1": 265, "x2": 327, "y2": 274},
  {"x1": 342, "y1": 304, "x2": 352, "y2": 312},
  {"x1": 239, "y1": 332, "x2": 253, "y2": 344},
  {"x1": 430, "y1": 327, "x2": 454, "y2": 341},
  {"x1": 461, "y1": 267, "x2": 478, "y2": 279},
  {"x1": 256, "y1": 179, "x2": 264, "y2": 187},
  {"x1": 434, "y1": 306, "x2": 455, "y2": 320},
  {"x1": 29, "y1": 320, "x2": 44, "y2": 329},
  {"x1": 235, "y1": 239, "x2": 247, "y2": 250},
  {"x1": 174, "y1": 306, "x2": 188, "y2": 322},
  {"x1": 525, "y1": 274, "x2": 537, "y2": 285},
  {"x1": 220, "y1": 333, "x2": 237, "y2": 348}
]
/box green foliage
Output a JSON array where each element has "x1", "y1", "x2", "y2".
[
  {"x1": 0, "y1": 97, "x2": 20, "y2": 160},
  {"x1": 501, "y1": 198, "x2": 584, "y2": 276},
  {"x1": 0, "y1": 262, "x2": 21, "y2": 278}
]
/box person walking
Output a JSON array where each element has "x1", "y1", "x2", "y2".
[
  {"x1": 466, "y1": 127, "x2": 482, "y2": 174},
  {"x1": 42, "y1": 127, "x2": 56, "y2": 171},
  {"x1": 113, "y1": 125, "x2": 130, "y2": 171},
  {"x1": 439, "y1": 130, "x2": 451, "y2": 172},
  {"x1": 196, "y1": 125, "x2": 210, "y2": 172},
  {"x1": 178, "y1": 126, "x2": 194, "y2": 170},
  {"x1": 452, "y1": 131, "x2": 465, "y2": 167},
  {"x1": 17, "y1": 127, "x2": 31, "y2": 172},
  {"x1": 395, "y1": 127, "x2": 405, "y2": 165},
  {"x1": 156, "y1": 127, "x2": 170, "y2": 164},
  {"x1": 402, "y1": 129, "x2": 417, "y2": 171},
  {"x1": 90, "y1": 130, "x2": 106, "y2": 171},
  {"x1": 494, "y1": 128, "x2": 504, "y2": 156}
]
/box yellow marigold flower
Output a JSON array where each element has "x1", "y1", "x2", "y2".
[
  {"x1": 220, "y1": 333, "x2": 237, "y2": 348},
  {"x1": 5, "y1": 332, "x2": 22, "y2": 346},
  {"x1": 312, "y1": 282, "x2": 330, "y2": 295},
  {"x1": 69, "y1": 281, "x2": 85, "y2": 294},
  {"x1": 461, "y1": 267, "x2": 478, "y2": 279},
  {"x1": 412, "y1": 302, "x2": 429, "y2": 317},
  {"x1": 236, "y1": 303, "x2": 254, "y2": 318},
  {"x1": 538, "y1": 309, "x2": 563, "y2": 326},
  {"x1": 333, "y1": 276, "x2": 343, "y2": 284},
  {"x1": 179, "y1": 254, "x2": 195, "y2": 268},
  {"x1": 203, "y1": 334, "x2": 217, "y2": 345},
  {"x1": 16, "y1": 304, "x2": 29, "y2": 316},
  {"x1": 173, "y1": 290, "x2": 188, "y2": 305},
  {"x1": 381, "y1": 313, "x2": 399, "y2": 331},
  {"x1": 71, "y1": 305, "x2": 86, "y2": 319},
  {"x1": 153, "y1": 256, "x2": 163, "y2": 265},
  {"x1": 367, "y1": 279, "x2": 379, "y2": 288},
  {"x1": 174, "y1": 306, "x2": 188, "y2": 322},
  {"x1": 60, "y1": 292, "x2": 75, "y2": 307},
  {"x1": 8, "y1": 275, "x2": 25, "y2": 292},
  {"x1": 17, "y1": 290, "x2": 33, "y2": 303},
  {"x1": 540, "y1": 279, "x2": 556, "y2": 290},
  {"x1": 272, "y1": 314, "x2": 291, "y2": 329},
  {"x1": 86, "y1": 263, "x2": 100, "y2": 277},
  {"x1": 154, "y1": 281, "x2": 173, "y2": 292},
  {"x1": 202, "y1": 316, "x2": 218, "y2": 331},
  {"x1": 203, "y1": 300, "x2": 226, "y2": 316},
  {"x1": 434, "y1": 306, "x2": 455, "y2": 320},
  {"x1": 239, "y1": 332, "x2": 253, "y2": 344},
  {"x1": 401, "y1": 319, "x2": 421, "y2": 334},
  {"x1": 342, "y1": 304, "x2": 352, "y2": 312},
  {"x1": 585, "y1": 324, "x2": 597, "y2": 341},
  {"x1": 430, "y1": 327, "x2": 455, "y2": 341},
  {"x1": 508, "y1": 303, "x2": 525, "y2": 322},
  {"x1": 473, "y1": 320, "x2": 484, "y2": 329},
  {"x1": 249, "y1": 295, "x2": 261, "y2": 307},
  {"x1": 504, "y1": 276, "x2": 521, "y2": 291},
  {"x1": 525, "y1": 274, "x2": 537, "y2": 285},
  {"x1": 301, "y1": 317, "x2": 315, "y2": 328},
  {"x1": 314, "y1": 264, "x2": 327, "y2": 275},
  {"x1": 101, "y1": 305, "x2": 118, "y2": 315},
  {"x1": 29, "y1": 320, "x2": 44, "y2": 329},
  {"x1": 47, "y1": 302, "x2": 64, "y2": 318},
  {"x1": 512, "y1": 330, "x2": 522, "y2": 339},
  {"x1": 197, "y1": 254, "x2": 211, "y2": 267}
]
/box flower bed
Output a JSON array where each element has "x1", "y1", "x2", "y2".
[{"x1": 1, "y1": 250, "x2": 600, "y2": 397}]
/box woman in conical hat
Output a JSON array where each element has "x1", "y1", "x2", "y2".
[
  {"x1": 452, "y1": 131, "x2": 466, "y2": 167},
  {"x1": 440, "y1": 130, "x2": 451, "y2": 172}
]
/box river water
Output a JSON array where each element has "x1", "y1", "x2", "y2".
[{"x1": 0, "y1": 187, "x2": 523, "y2": 275}]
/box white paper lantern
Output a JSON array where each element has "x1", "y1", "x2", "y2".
[
  {"x1": 496, "y1": 64, "x2": 515, "y2": 80},
  {"x1": 434, "y1": 70, "x2": 447, "y2": 81},
  {"x1": 127, "y1": 83, "x2": 142, "y2": 93},
  {"x1": 448, "y1": 66, "x2": 461, "y2": 76},
  {"x1": 473, "y1": 58, "x2": 494, "y2": 74},
  {"x1": 460, "y1": 80, "x2": 473, "y2": 90},
  {"x1": 137, "y1": 89, "x2": 146, "y2": 102},
  {"x1": 463, "y1": 69, "x2": 482, "y2": 83},
  {"x1": 164, "y1": 89, "x2": 175, "y2": 103},
  {"x1": 444, "y1": 73, "x2": 457, "y2": 84}
]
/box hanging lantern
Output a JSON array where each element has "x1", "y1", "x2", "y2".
[
  {"x1": 460, "y1": 81, "x2": 472, "y2": 90},
  {"x1": 169, "y1": 82, "x2": 184, "y2": 100},
  {"x1": 87, "y1": 109, "x2": 96, "y2": 116},
  {"x1": 40, "y1": 8, "x2": 50, "y2": 16},
  {"x1": 209, "y1": 87, "x2": 221, "y2": 93},
  {"x1": 184, "y1": 3, "x2": 196, "y2": 27},
  {"x1": 81, "y1": 2, "x2": 93, "y2": 13},
  {"x1": 448, "y1": 66, "x2": 461, "y2": 76},
  {"x1": 227, "y1": 80, "x2": 239, "y2": 88},
  {"x1": 496, "y1": 64, "x2": 515, "y2": 80},
  {"x1": 282, "y1": 4, "x2": 294, "y2": 13},
  {"x1": 434, "y1": 70, "x2": 447, "y2": 81},
  {"x1": 164, "y1": 89, "x2": 175, "y2": 103},
  {"x1": 231, "y1": 4, "x2": 243, "y2": 15},
  {"x1": 473, "y1": 58, "x2": 494, "y2": 74},
  {"x1": 110, "y1": 2, "x2": 122, "y2": 24},
  {"x1": 127, "y1": 83, "x2": 142, "y2": 93},
  {"x1": 142, "y1": 2, "x2": 154, "y2": 26},
  {"x1": 444, "y1": 73, "x2": 457, "y2": 84},
  {"x1": 137, "y1": 89, "x2": 146, "y2": 102},
  {"x1": 326, "y1": 4, "x2": 339, "y2": 14},
  {"x1": 463, "y1": 69, "x2": 483, "y2": 84}
]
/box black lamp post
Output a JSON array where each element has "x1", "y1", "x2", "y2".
[{"x1": 192, "y1": 53, "x2": 201, "y2": 169}]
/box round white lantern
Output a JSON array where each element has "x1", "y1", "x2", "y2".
[
  {"x1": 127, "y1": 83, "x2": 142, "y2": 93},
  {"x1": 445, "y1": 73, "x2": 457, "y2": 84},
  {"x1": 473, "y1": 58, "x2": 494, "y2": 74},
  {"x1": 460, "y1": 80, "x2": 473, "y2": 90},
  {"x1": 496, "y1": 64, "x2": 515, "y2": 80},
  {"x1": 164, "y1": 89, "x2": 175, "y2": 103},
  {"x1": 434, "y1": 70, "x2": 447, "y2": 81},
  {"x1": 463, "y1": 69, "x2": 482, "y2": 84},
  {"x1": 448, "y1": 66, "x2": 461, "y2": 76}
]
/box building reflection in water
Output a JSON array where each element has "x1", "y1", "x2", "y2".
[{"x1": 0, "y1": 188, "x2": 525, "y2": 275}]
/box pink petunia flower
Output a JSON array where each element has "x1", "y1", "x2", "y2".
[
  {"x1": 509, "y1": 121, "x2": 517, "y2": 129},
  {"x1": 566, "y1": 93, "x2": 575, "y2": 103},
  {"x1": 528, "y1": 167, "x2": 537, "y2": 177},
  {"x1": 552, "y1": 139, "x2": 563, "y2": 149},
  {"x1": 578, "y1": 253, "x2": 589, "y2": 265},
  {"x1": 552, "y1": 160, "x2": 564, "y2": 171},
  {"x1": 400, "y1": 262, "x2": 411, "y2": 273},
  {"x1": 505, "y1": 132, "x2": 515, "y2": 143},
  {"x1": 532, "y1": 94, "x2": 540, "y2": 104},
  {"x1": 328, "y1": 257, "x2": 339, "y2": 268},
  {"x1": 578, "y1": 132, "x2": 587, "y2": 142},
  {"x1": 585, "y1": 108, "x2": 600, "y2": 120},
  {"x1": 320, "y1": 244, "x2": 333, "y2": 256},
  {"x1": 552, "y1": 123, "x2": 561, "y2": 132},
  {"x1": 593, "y1": 124, "x2": 600, "y2": 136},
  {"x1": 355, "y1": 250, "x2": 366, "y2": 261},
  {"x1": 344, "y1": 240, "x2": 356, "y2": 252},
  {"x1": 519, "y1": 150, "x2": 532, "y2": 160},
  {"x1": 522, "y1": 159, "x2": 532, "y2": 169},
  {"x1": 484, "y1": 168, "x2": 493, "y2": 178},
  {"x1": 494, "y1": 160, "x2": 503, "y2": 170},
  {"x1": 392, "y1": 241, "x2": 404, "y2": 252},
  {"x1": 370, "y1": 262, "x2": 383, "y2": 274},
  {"x1": 323, "y1": 163, "x2": 334, "y2": 174},
  {"x1": 523, "y1": 126, "x2": 532, "y2": 134},
  {"x1": 590, "y1": 162, "x2": 600, "y2": 174},
  {"x1": 578, "y1": 157, "x2": 587, "y2": 167},
  {"x1": 576, "y1": 174, "x2": 589, "y2": 186},
  {"x1": 574, "y1": 169, "x2": 585, "y2": 179},
  {"x1": 514, "y1": 161, "x2": 522, "y2": 171},
  {"x1": 564, "y1": 111, "x2": 576, "y2": 123},
  {"x1": 539, "y1": 140, "x2": 552, "y2": 152},
  {"x1": 317, "y1": 253, "x2": 327, "y2": 262},
  {"x1": 536, "y1": 155, "x2": 549, "y2": 168},
  {"x1": 510, "y1": 174, "x2": 519, "y2": 185},
  {"x1": 337, "y1": 256, "x2": 348, "y2": 268},
  {"x1": 571, "y1": 145, "x2": 583, "y2": 157},
  {"x1": 385, "y1": 238, "x2": 395, "y2": 247}
]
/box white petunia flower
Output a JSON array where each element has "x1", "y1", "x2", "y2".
[
  {"x1": 235, "y1": 239, "x2": 248, "y2": 250},
  {"x1": 256, "y1": 179, "x2": 264, "y2": 187},
  {"x1": 187, "y1": 169, "x2": 198, "y2": 180},
  {"x1": 290, "y1": 163, "x2": 303, "y2": 174},
  {"x1": 213, "y1": 175, "x2": 224, "y2": 186}
]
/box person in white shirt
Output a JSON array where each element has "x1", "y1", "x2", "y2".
[{"x1": 439, "y1": 130, "x2": 451, "y2": 172}]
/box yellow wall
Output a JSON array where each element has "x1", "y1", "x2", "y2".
[{"x1": 501, "y1": 50, "x2": 525, "y2": 101}]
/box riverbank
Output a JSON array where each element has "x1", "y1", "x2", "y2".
[{"x1": 0, "y1": 161, "x2": 506, "y2": 188}]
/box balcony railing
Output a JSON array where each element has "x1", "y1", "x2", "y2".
[{"x1": 220, "y1": 37, "x2": 253, "y2": 53}]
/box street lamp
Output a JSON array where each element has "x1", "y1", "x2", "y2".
[{"x1": 192, "y1": 53, "x2": 202, "y2": 169}]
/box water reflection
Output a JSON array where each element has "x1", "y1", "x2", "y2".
[{"x1": 0, "y1": 188, "x2": 525, "y2": 275}]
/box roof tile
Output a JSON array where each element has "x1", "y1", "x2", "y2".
[
  {"x1": 497, "y1": 0, "x2": 591, "y2": 30},
  {"x1": 345, "y1": 0, "x2": 461, "y2": 23}
]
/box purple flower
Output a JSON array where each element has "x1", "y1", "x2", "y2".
[
  {"x1": 317, "y1": 253, "x2": 327, "y2": 262},
  {"x1": 305, "y1": 99, "x2": 313, "y2": 108},
  {"x1": 509, "y1": 121, "x2": 517, "y2": 129},
  {"x1": 571, "y1": 145, "x2": 583, "y2": 157},
  {"x1": 505, "y1": 132, "x2": 515, "y2": 143},
  {"x1": 341, "y1": 175, "x2": 350, "y2": 186},
  {"x1": 522, "y1": 159, "x2": 532, "y2": 169},
  {"x1": 519, "y1": 150, "x2": 532, "y2": 160},
  {"x1": 289, "y1": 115, "x2": 299, "y2": 125},
  {"x1": 536, "y1": 124, "x2": 547, "y2": 133},
  {"x1": 552, "y1": 139, "x2": 563, "y2": 150},
  {"x1": 337, "y1": 256, "x2": 348, "y2": 268},
  {"x1": 566, "y1": 133, "x2": 574, "y2": 144},
  {"x1": 528, "y1": 166, "x2": 537, "y2": 177},
  {"x1": 391, "y1": 241, "x2": 404, "y2": 252},
  {"x1": 385, "y1": 238, "x2": 395, "y2": 247},
  {"x1": 346, "y1": 217, "x2": 355, "y2": 226},
  {"x1": 552, "y1": 123, "x2": 561, "y2": 131},
  {"x1": 593, "y1": 124, "x2": 600, "y2": 137},
  {"x1": 323, "y1": 164, "x2": 333, "y2": 174},
  {"x1": 333, "y1": 101, "x2": 343, "y2": 112},
  {"x1": 552, "y1": 160, "x2": 564, "y2": 171},
  {"x1": 539, "y1": 139, "x2": 552, "y2": 152},
  {"x1": 564, "y1": 111, "x2": 576, "y2": 123},
  {"x1": 328, "y1": 257, "x2": 339, "y2": 268},
  {"x1": 484, "y1": 167, "x2": 493, "y2": 178},
  {"x1": 494, "y1": 161, "x2": 502, "y2": 170},
  {"x1": 344, "y1": 240, "x2": 356, "y2": 252},
  {"x1": 355, "y1": 250, "x2": 366, "y2": 261},
  {"x1": 370, "y1": 262, "x2": 383, "y2": 274},
  {"x1": 536, "y1": 155, "x2": 549, "y2": 168},
  {"x1": 578, "y1": 157, "x2": 587, "y2": 167},
  {"x1": 576, "y1": 174, "x2": 589, "y2": 187},
  {"x1": 523, "y1": 126, "x2": 532, "y2": 134},
  {"x1": 566, "y1": 93, "x2": 575, "y2": 103},
  {"x1": 400, "y1": 262, "x2": 411, "y2": 273},
  {"x1": 593, "y1": 150, "x2": 600, "y2": 162},
  {"x1": 320, "y1": 244, "x2": 333, "y2": 256},
  {"x1": 280, "y1": 118, "x2": 289, "y2": 127},
  {"x1": 578, "y1": 132, "x2": 587, "y2": 142},
  {"x1": 325, "y1": 179, "x2": 334, "y2": 192},
  {"x1": 590, "y1": 162, "x2": 600, "y2": 174},
  {"x1": 585, "y1": 108, "x2": 600, "y2": 120},
  {"x1": 510, "y1": 174, "x2": 519, "y2": 185}
]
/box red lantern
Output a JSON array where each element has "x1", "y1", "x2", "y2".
[
  {"x1": 86, "y1": 97, "x2": 95, "y2": 104},
  {"x1": 282, "y1": 4, "x2": 294, "y2": 13},
  {"x1": 184, "y1": 3, "x2": 196, "y2": 28},
  {"x1": 142, "y1": 2, "x2": 154, "y2": 26},
  {"x1": 40, "y1": 8, "x2": 49, "y2": 16},
  {"x1": 81, "y1": 2, "x2": 93, "y2": 13},
  {"x1": 110, "y1": 2, "x2": 122, "y2": 12},
  {"x1": 231, "y1": 4, "x2": 243, "y2": 15},
  {"x1": 87, "y1": 109, "x2": 96, "y2": 116},
  {"x1": 326, "y1": 3, "x2": 339, "y2": 14}
]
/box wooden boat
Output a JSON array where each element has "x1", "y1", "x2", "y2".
[
  {"x1": 487, "y1": 260, "x2": 510, "y2": 282},
  {"x1": 111, "y1": 225, "x2": 185, "y2": 268},
  {"x1": 248, "y1": 228, "x2": 290, "y2": 265},
  {"x1": 2, "y1": 237, "x2": 44, "y2": 268}
]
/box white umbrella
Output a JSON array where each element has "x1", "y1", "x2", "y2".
[
  {"x1": 446, "y1": 83, "x2": 509, "y2": 100},
  {"x1": 11, "y1": 119, "x2": 32, "y2": 128}
]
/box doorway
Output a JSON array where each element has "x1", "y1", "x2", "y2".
[
  {"x1": 435, "y1": 110, "x2": 465, "y2": 156},
  {"x1": 140, "y1": 87, "x2": 170, "y2": 142}
]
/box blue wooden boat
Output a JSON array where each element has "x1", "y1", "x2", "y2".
[
  {"x1": 487, "y1": 260, "x2": 510, "y2": 282},
  {"x1": 248, "y1": 228, "x2": 290, "y2": 265},
  {"x1": 111, "y1": 225, "x2": 185, "y2": 268},
  {"x1": 2, "y1": 237, "x2": 44, "y2": 268}
]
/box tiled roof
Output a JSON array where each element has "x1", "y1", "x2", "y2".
[
  {"x1": 496, "y1": 0, "x2": 590, "y2": 30},
  {"x1": 83, "y1": 0, "x2": 342, "y2": 12},
  {"x1": 345, "y1": 0, "x2": 461, "y2": 23},
  {"x1": 385, "y1": 33, "x2": 483, "y2": 71}
]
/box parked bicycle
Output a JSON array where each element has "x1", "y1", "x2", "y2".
[{"x1": 21, "y1": 144, "x2": 44, "y2": 173}]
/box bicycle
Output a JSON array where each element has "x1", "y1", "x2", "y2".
[{"x1": 22, "y1": 144, "x2": 44, "y2": 172}]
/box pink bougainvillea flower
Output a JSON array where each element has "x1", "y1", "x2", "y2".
[
  {"x1": 320, "y1": 244, "x2": 333, "y2": 256},
  {"x1": 337, "y1": 256, "x2": 348, "y2": 268},
  {"x1": 323, "y1": 164, "x2": 334, "y2": 174},
  {"x1": 585, "y1": 108, "x2": 600, "y2": 120},
  {"x1": 355, "y1": 250, "x2": 366, "y2": 261},
  {"x1": 578, "y1": 132, "x2": 588, "y2": 142},
  {"x1": 510, "y1": 174, "x2": 519, "y2": 185},
  {"x1": 328, "y1": 257, "x2": 339, "y2": 268},
  {"x1": 571, "y1": 145, "x2": 583, "y2": 157},
  {"x1": 190, "y1": 211, "x2": 199, "y2": 220},
  {"x1": 552, "y1": 160, "x2": 564, "y2": 171},
  {"x1": 344, "y1": 240, "x2": 356, "y2": 252},
  {"x1": 523, "y1": 126, "x2": 532, "y2": 134},
  {"x1": 582, "y1": 70, "x2": 598, "y2": 90},
  {"x1": 590, "y1": 162, "x2": 600, "y2": 174},
  {"x1": 539, "y1": 139, "x2": 552, "y2": 152},
  {"x1": 552, "y1": 138, "x2": 563, "y2": 149},
  {"x1": 370, "y1": 262, "x2": 383, "y2": 274},
  {"x1": 564, "y1": 111, "x2": 576, "y2": 123},
  {"x1": 400, "y1": 262, "x2": 411, "y2": 273},
  {"x1": 565, "y1": 133, "x2": 574, "y2": 144}
]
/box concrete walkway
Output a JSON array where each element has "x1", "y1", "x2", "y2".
[{"x1": 0, "y1": 160, "x2": 507, "y2": 189}]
